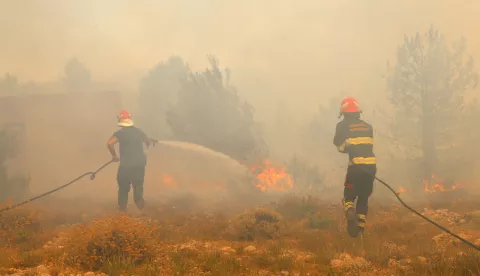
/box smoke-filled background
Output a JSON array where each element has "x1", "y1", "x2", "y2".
[{"x1": 1, "y1": 0, "x2": 479, "y2": 204}]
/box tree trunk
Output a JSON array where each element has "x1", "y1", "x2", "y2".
[
  {"x1": 421, "y1": 82, "x2": 437, "y2": 180},
  {"x1": 421, "y1": 105, "x2": 437, "y2": 179}
]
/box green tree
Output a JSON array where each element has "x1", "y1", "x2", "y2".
[
  {"x1": 387, "y1": 26, "x2": 478, "y2": 178},
  {"x1": 0, "y1": 123, "x2": 29, "y2": 202},
  {"x1": 137, "y1": 56, "x2": 189, "y2": 139},
  {"x1": 62, "y1": 58, "x2": 92, "y2": 93},
  {"x1": 287, "y1": 154, "x2": 324, "y2": 194},
  {"x1": 438, "y1": 98, "x2": 480, "y2": 179},
  {"x1": 302, "y1": 96, "x2": 342, "y2": 156},
  {"x1": 266, "y1": 99, "x2": 299, "y2": 159},
  {"x1": 166, "y1": 56, "x2": 267, "y2": 162},
  {"x1": 0, "y1": 73, "x2": 19, "y2": 94}
]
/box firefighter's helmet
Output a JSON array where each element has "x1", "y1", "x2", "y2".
[
  {"x1": 117, "y1": 110, "x2": 134, "y2": 127},
  {"x1": 340, "y1": 97, "x2": 360, "y2": 113}
]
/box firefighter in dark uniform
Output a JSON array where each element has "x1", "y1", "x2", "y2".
[
  {"x1": 333, "y1": 97, "x2": 376, "y2": 237},
  {"x1": 107, "y1": 110, "x2": 157, "y2": 212}
]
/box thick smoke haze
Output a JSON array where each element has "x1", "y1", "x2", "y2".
[
  {"x1": 1, "y1": 0, "x2": 479, "y2": 200},
  {"x1": 2, "y1": 0, "x2": 479, "y2": 112},
  {"x1": 2, "y1": 4, "x2": 480, "y2": 274}
]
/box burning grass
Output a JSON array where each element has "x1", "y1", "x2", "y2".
[
  {"x1": 1, "y1": 195, "x2": 480, "y2": 275},
  {"x1": 250, "y1": 160, "x2": 294, "y2": 192}
]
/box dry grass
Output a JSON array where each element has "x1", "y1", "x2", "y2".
[
  {"x1": 227, "y1": 208, "x2": 284, "y2": 241},
  {"x1": 58, "y1": 214, "x2": 160, "y2": 270},
  {"x1": 1, "y1": 194, "x2": 480, "y2": 275}
]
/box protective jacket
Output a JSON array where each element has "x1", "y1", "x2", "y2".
[{"x1": 333, "y1": 117, "x2": 376, "y2": 169}]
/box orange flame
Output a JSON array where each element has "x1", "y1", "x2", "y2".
[
  {"x1": 397, "y1": 186, "x2": 407, "y2": 194},
  {"x1": 432, "y1": 183, "x2": 444, "y2": 192},
  {"x1": 423, "y1": 179, "x2": 429, "y2": 192},
  {"x1": 423, "y1": 173, "x2": 463, "y2": 193},
  {"x1": 451, "y1": 183, "x2": 461, "y2": 190},
  {"x1": 250, "y1": 160, "x2": 294, "y2": 191}
]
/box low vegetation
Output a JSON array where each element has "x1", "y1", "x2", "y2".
[{"x1": 1, "y1": 193, "x2": 480, "y2": 276}]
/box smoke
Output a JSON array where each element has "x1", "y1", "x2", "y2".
[
  {"x1": 2, "y1": 1, "x2": 478, "y2": 104},
  {"x1": 1, "y1": 0, "x2": 479, "y2": 205}
]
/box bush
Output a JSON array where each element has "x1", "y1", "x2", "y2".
[
  {"x1": 63, "y1": 214, "x2": 161, "y2": 270},
  {"x1": 137, "y1": 55, "x2": 189, "y2": 139},
  {"x1": 0, "y1": 208, "x2": 42, "y2": 247},
  {"x1": 275, "y1": 195, "x2": 322, "y2": 220},
  {"x1": 0, "y1": 123, "x2": 29, "y2": 202},
  {"x1": 228, "y1": 208, "x2": 283, "y2": 241},
  {"x1": 304, "y1": 212, "x2": 334, "y2": 230},
  {"x1": 286, "y1": 155, "x2": 324, "y2": 193},
  {"x1": 166, "y1": 56, "x2": 267, "y2": 162}
]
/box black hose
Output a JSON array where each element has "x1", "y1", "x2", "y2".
[
  {"x1": 3, "y1": 152, "x2": 479, "y2": 252},
  {"x1": 0, "y1": 160, "x2": 113, "y2": 213},
  {"x1": 374, "y1": 175, "x2": 480, "y2": 251},
  {"x1": 339, "y1": 130, "x2": 479, "y2": 251}
]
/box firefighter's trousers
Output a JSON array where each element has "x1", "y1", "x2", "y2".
[
  {"x1": 343, "y1": 164, "x2": 376, "y2": 229},
  {"x1": 117, "y1": 165, "x2": 146, "y2": 212}
]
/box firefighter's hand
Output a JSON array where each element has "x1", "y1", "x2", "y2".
[{"x1": 111, "y1": 156, "x2": 120, "y2": 162}]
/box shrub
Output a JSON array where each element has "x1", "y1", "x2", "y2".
[
  {"x1": 275, "y1": 194, "x2": 322, "y2": 220},
  {"x1": 0, "y1": 208, "x2": 42, "y2": 247},
  {"x1": 304, "y1": 212, "x2": 334, "y2": 230},
  {"x1": 63, "y1": 214, "x2": 161, "y2": 270},
  {"x1": 0, "y1": 124, "x2": 30, "y2": 202},
  {"x1": 228, "y1": 208, "x2": 283, "y2": 241}
]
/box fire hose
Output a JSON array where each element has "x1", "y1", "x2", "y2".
[
  {"x1": 339, "y1": 136, "x2": 480, "y2": 251},
  {"x1": 373, "y1": 174, "x2": 480, "y2": 251},
  {"x1": 1, "y1": 151, "x2": 479, "y2": 252},
  {"x1": 0, "y1": 160, "x2": 113, "y2": 214}
]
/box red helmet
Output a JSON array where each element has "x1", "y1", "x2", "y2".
[
  {"x1": 340, "y1": 97, "x2": 360, "y2": 113},
  {"x1": 117, "y1": 110, "x2": 134, "y2": 127},
  {"x1": 118, "y1": 110, "x2": 131, "y2": 120}
]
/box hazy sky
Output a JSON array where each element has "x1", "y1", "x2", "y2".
[
  {"x1": 1, "y1": 0, "x2": 479, "y2": 111},
  {"x1": 2, "y1": 0, "x2": 479, "y2": 194}
]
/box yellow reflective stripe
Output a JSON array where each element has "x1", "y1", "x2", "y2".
[
  {"x1": 343, "y1": 201, "x2": 354, "y2": 211},
  {"x1": 357, "y1": 214, "x2": 366, "y2": 221},
  {"x1": 350, "y1": 157, "x2": 376, "y2": 165},
  {"x1": 338, "y1": 137, "x2": 372, "y2": 153},
  {"x1": 346, "y1": 137, "x2": 373, "y2": 145}
]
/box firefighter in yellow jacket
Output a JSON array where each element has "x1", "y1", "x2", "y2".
[{"x1": 333, "y1": 97, "x2": 376, "y2": 237}]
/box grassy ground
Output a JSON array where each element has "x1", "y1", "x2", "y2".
[{"x1": 1, "y1": 193, "x2": 480, "y2": 276}]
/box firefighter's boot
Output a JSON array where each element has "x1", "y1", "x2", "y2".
[
  {"x1": 344, "y1": 200, "x2": 359, "y2": 237},
  {"x1": 357, "y1": 214, "x2": 366, "y2": 234}
]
